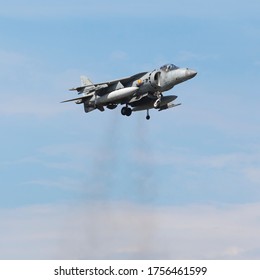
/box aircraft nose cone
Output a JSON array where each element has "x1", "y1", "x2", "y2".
[{"x1": 187, "y1": 69, "x2": 197, "y2": 78}]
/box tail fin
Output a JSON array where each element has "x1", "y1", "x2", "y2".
[{"x1": 80, "y1": 76, "x2": 93, "y2": 87}]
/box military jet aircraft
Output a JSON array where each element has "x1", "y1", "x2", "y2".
[{"x1": 61, "y1": 64, "x2": 197, "y2": 120}]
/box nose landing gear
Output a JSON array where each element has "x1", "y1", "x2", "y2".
[{"x1": 153, "y1": 92, "x2": 162, "y2": 108}]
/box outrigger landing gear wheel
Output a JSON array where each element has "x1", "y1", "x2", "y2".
[{"x1": 146, "y1": 109, "x2": 150, "y2": 120}]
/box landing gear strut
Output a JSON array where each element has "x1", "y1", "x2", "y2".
[
  {"x1": 154, "y1": 92, "x2": 162, "y2": 108},
  {"x1": 146, "y1": 109, "x2": 150, "y2": 120}
]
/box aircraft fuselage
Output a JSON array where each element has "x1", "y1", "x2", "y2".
[{"x1": 129, "y1": 66, "x2": 197, "y2": 95}]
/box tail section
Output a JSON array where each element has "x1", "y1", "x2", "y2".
[{"x1": 69, "y1": 76, "x2": 94, "y2": 92}]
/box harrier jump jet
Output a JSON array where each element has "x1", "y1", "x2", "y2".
[{"x1": 62, "y1": 64, "x2": 197, "y2": 119}]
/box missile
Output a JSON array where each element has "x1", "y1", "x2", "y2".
[
  {"x1": 95, "y1": 87, "x2": 138, "y2": 105},
  {"x1": 159, "y1": 102, "x2": 181, "y2": 111},
  {"x1": 61, "y1": 86, "x2": 138, "y2": 104}
]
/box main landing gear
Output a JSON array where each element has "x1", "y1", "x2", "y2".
[
  {"x1": 121, "y1": 106, "x2": 151, "y2": 120},
  {"x1": 121, "y1": 106, "x2": 132, "y2": 117}
]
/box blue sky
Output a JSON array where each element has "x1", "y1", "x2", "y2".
[{"x1": 0, "y1": 0, "x2": 260, "y2": 259}]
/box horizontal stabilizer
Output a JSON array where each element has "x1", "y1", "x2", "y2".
[
  {"x1": 61, "y1": 94, "x2": 91, "y2": 103},
  {"x1": 69, "y1": 86, "x2": 86, "y2": 92}
]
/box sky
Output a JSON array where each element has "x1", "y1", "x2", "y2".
[{"x1": 0, "y1": 0, "x2": 260, "y2": 259}]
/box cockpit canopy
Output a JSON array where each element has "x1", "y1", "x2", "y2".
[{"x1": 160, "y1": 64, "x2": 178, "y2": 72}]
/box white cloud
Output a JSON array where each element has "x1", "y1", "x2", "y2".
[
  {"x1": 200, "y1": 153, "x2": 260, "y2": 169},
  {"x1": 0, "y1": 50, "x2": 28, "y2": 66},
  {"x1": 178, "y1": 51, "x2": 219, "y2": 62},
  {"x1": 0, "y1": 94, "x2": 68, "y2": 117},
  {"x1": 132, "y1": 147, "x2": 260, "y2": 171},
  {"x1": 1, "y1": 201, "x2": 260, "y2": 259},
  {"x1": 244, "y1": 168, "x2": 260, "y2": 185},
  {"x1": 22, "y1": 177, "x2": 85, "y2": 192},
  {"x1": 0, "y1": 50, "x2": 76, "y2": 117},
  {"x1": 110, "y1": 51, "x2": 128, "y2": 61}
]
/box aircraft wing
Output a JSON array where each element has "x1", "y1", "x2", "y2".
[
  {"x1": 70, "y1": 72, "x2": 148, "y2": 93},
  {"x1": 97, "y1": 72, "x2": 148, "y2": 86}
]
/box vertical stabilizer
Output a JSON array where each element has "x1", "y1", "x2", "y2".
[{"x1": 80, "y1": 76, "x2": 93, "y2": 87}]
